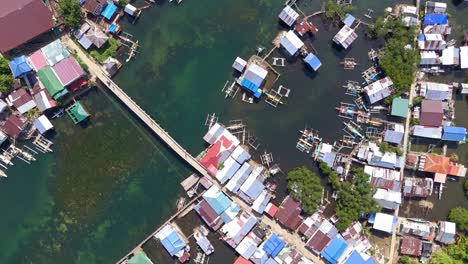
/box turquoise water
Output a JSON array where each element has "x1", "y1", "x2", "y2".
[{"x1": 0, "y1": 0, "x2": 467, "y2": 263}]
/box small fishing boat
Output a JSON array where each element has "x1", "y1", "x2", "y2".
[
  {"x1": 343, "y1": 121, "x2": 364, "y2": 138},
  {"x1": 336, "y1": 104, "x2": 358, "y2": 118},
  {"x1": 194, "y1": 227, "x2": 214, "y2": 255},
  {"x1": 176, "y1": 196, "x2": 186, "y2": 211},
  {"x1": 0, "y1": 169, "x2": 6, "y2": 178}
]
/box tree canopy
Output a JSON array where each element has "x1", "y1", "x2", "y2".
[
  {"x1": 324, "y1": 0, "x2": 354, "y2": 22},
  {"x1": 335, "y1": 168, "x2": 380, "y2": 230},
  {"x1": 0, "y1": 57, "x2": 13, "y2": 93},
  {"x1": 319, "y1": 162, "x2": 341, "y2": 191},
  {"x1": 58, "y1": 0, "x2": 83, "y2": 30},
  {"x1": 448, "y1": 207, "x2": 468, "y2": 232},
  {"x1": 431, "y1": 236, "x2": 468, "y2": 264},
  {"x1": 287, "y1": 166, "x2": 323, "y2": 215}
]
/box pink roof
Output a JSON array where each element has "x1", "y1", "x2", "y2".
[
  {"x1": 200, "y1": 135, "x2": 236, "y2": 176},
  {"x1": 28, "y1": 50, "x2": 48, "y2": 72},
  {"x1": 52, "y1": 56, "x2": 85, "y2": 86}
]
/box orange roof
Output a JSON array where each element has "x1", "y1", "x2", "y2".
[
  {"x1": 423, "y1": 155, "x2": 449, "y2": 174},
  {"x1": 234, "y1": 256, "x2": 252, "y2": 264}
]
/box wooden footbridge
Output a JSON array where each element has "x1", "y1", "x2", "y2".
[{"x1": 63, "y1": 37, "x2": 211, "y2": 179}]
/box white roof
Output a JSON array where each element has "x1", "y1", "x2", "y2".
[
  {"x1": 34, "y1": 90, "x2": 53, "y2": 112},
  {"x1": 373, "y1": 189, "x2": 402, "y2": 204},
  {"x1": 216, "y1": 157, "x2": 241, "y2": 184},
  {"x1": 221, "y1": 201, "x2": 241, "y2": 223},
  {"x1": 412, "y1": 125, "x2": 443, "y2": 139},
  {"x1": 236, "y1": 236, "x2": 259, "y2": 259},
  {"x1": 245, "y1": 63, "x2": 268, "y2": 87},
  {"x1": 460, "y1": 46, "x2": 468, "y2": 69},
  {"x1": 33, "y1": 115, "x2": 54, "y2": 134},
  {"x1": 420, "y1": 51, "x2": 440, "y2": 65},
  {"x1": 402, "y1": 5, "x2": 417, "y2": 15},
  {"x1": 320, "y1": 143, "x2": 333, "y2": 154},
  {"x1": 425, "y1": 34, "x2": 443, "y2": 41},
  {"x1": 17, "y1": 100, "x2": 37, "y2": 114},
  {"x1": 231, "y1": 145, "x2": 251, "y2": 164},
  {"x1": 0, "y1": 131, "x2": 7, "y2": 144},
  {"x1": 364, "y1": 165, "x2": 400, "y2": 181},
  {"x1": 278, "y1": 5, "x2": 299, "y2": 27},
  {"x1": 124, "y1": 4, "x2": 137, "y2": 16},
  {"x1": 333, "y1": 25, "x2": 358, "y2": 49},
  {"x1": 233, "y1": 57, "x2": 247, "y2": 72},
  {"x1": 203, "y1": 123, "x2": 224, "y2": 144},
  {"x1": 0, "y1": 99, "x2": 7, "y2": 113},
  {"x1": 226, "y1": 162, "x2": 253, "y2": 193},
  {"x1": 240, "y1": 173, "x2": 265, "y2": 200},
  {"x1": 252, "y1": 190, "x2": 272, "y2": 214},
  {"x1": 364, "y1": 77, "x2": 394, "y2": 104},
  {"x1": 280, "y1": 30, "x2": 304, "y2": 56},
  {"x1": 221, "y1": 212, "x2": 257, "y2": 246},
  {"x1": 373, "y1": 213, "x2": 396, "y2": 233},
  {"x1": 441, "y1": 46, "x2": 459, "y2": 65},
  {"x1": 440, "y1": 221, "x2": 456, "y2": 234}
]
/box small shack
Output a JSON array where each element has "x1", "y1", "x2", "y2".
[
  {"x1": 154, "y1": 224, "x2": 187, "y2": 257},
  {"x1": 280, "y1": 30, "x2": 304, "y2": 56},
  {"x1": 304, "y1": 53, "x2": 322, "y2": 71},
  {"x1": 33, "y1": 115, "x2": 53, "y2": 134},
  {"x1": 400, "y1": 237, "x2": 422, "y2": 257},
  {"x1": 435, "y1": 221, "x2": 456, "y2": 244},
  {"x1": 342, "y1": 14, "x2": 355, "y2": 27},
  {"x1": 391, "y1": 97, "x2": 409, "y2": 118},
  {"x1": 278, "y1": 5, "x2": 299, "y2": 27},
  {"x1": 101, "y1": 2, "x2": 118, "y2": 20},
  {"x1": 333, "y1": 25, "x2": 358, "y2": 49},
  {"x1": 371, "y1": 213, "x2": 397, "y2": 234},
  {"x1": 66, "y1": 101, "x2": 90, "y2": 124},
  {"x1": 240, "y1": 63, "x2": 268, "y2": 98},
  {"x1": 363, "y1": 77, "x2": 394, "y2": 104},
  {"x1": 232, "y1": 57, "x2": 247, "y2": 72}
]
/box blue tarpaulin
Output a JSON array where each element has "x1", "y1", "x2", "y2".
[
  {"x1": 108, "y1": 23, "x2": 117, "y2": 33},
  {"x1": 418, "y1": 34, "x2": 425, "y2": 41},
  {"x1": 423, "y1": 14, "x2": 448, "y2": 25},
  {"x1": 442, "y1": 126, "x2": 467, "y2": 142},
  {"x1": 344, "y1": 250, "x2": 376, "y2": 264},
  {"x1": 101, "y1": 2, "x2": 117, "y2": 20},
  {"x1": 322, "y1": 235, "x2": 349, "y2": 264},
  {"x1": 8, "y1": 56, "x2": 32, "y2": 78},
  {"x1": 304, "y1": 53, "x2": 322, "y2": 71},
  {"x1": 240, "y1": 78, "x2": 261, "y2": 98},
  {"x1": 263, "y1": 234, "x2": 285, "y2": 257},
  {"x1": 160, "y1": 231, "x2": 186, "y2": 256}
]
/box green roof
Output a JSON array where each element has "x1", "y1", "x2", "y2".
[
  {"x1": 66, "y1": 101, "x2": 90, "y2": 124},
  {"x1": 127, "y1": 251, "x2": 154, "y2": 264},
  {"x1": 391, "y1": 97, "x2": 409, "y2": 117},
  {"x1": 37, "y1": 66, "x2": 65, "y2": 98}
]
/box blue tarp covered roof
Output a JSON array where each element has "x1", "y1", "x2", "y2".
[
  {"x1": 304, "y1": 53, "x2": 322, "y2": 71},
  {"x1": 322, "y1": 235, "x2": 349, "y2": 264},
  {"x1": 442, "y1": 126, "x2": 467, "y2": 142},
  {"x1": 418, "y1": 34, "x2": 425, "y2": 41},
  {"x1": 424, "y1": 14, "x2": 448, "y2": 25},
  {"x1": 263, "y1": 234, "x2": 285, "y2": 257},
  {"x1": 101, "y1": 2, "x2": 117, "y2": 19},
  {"x1": 8, "y1": 56, "x2": 32, "y2": 78},
  {"x1": 240, "y1": 78, "x2": 261, "y2": 98},
  {"x1": 344, "y1": 250, "x2": 376, "y2": 264},
  {"x1": 343, "y1": 14, "x2": 355, "y2": 27},
  {"x1": 160, "y1": 230, "x2": 186, "y2": 256}
]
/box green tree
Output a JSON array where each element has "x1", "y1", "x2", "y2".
[
  {"x1": 379, "y1": 142, "x2": 403, "y2": 156},
  {"x1": 335, "y1": 168, "x2": 380, "y2": 230},
  {"x1": 399, "y1": 256, "x2": 418, "y2": 264},
  {"x1": 89, "y1": 37, "x2": 120, "y2": 63},
  {"x1": 319, "y1": 162, "x2": 341, "y2": 191},
  {"x1": 287, "y1": 166, "x2": 323, "y2": 215},
  {"x1": 431, "y1": 236, "x2": 468, "y2": 264},
  {"x1": 324, "y1": 0, "x2": 354, "y2": 22},
  {"x1": 430, "y1": 251, "x2": 460, "y2": 264},
  {"x1": 0, "y1": 57, "x2": 13, "y2": 93},
  {"x1": 448, "y1": 207, "x2": 468, "y2": 232},
  {"x1": 58, "y1": 0, "x2": 83, "y2": 30},
  {"x1": 464, "y1": 180, "x2": 468, "y2": 196}
]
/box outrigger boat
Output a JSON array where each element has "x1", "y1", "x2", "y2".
[
  {"x1": 264, "y1": 91, "x2": 285, "y2": 105},
  {"x1": 343, "y1": 121, "x2": 364, "y2": 138},
  {"x1": 336, "y1": 104, "x2": 359, "y2": 119},
  {"x1": 176, "y1": 196, "x2": 186, "y2": 211}
]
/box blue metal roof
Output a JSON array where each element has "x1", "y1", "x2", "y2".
[
  {"x1": 240, "y1": 78, "x2": 261, "y2": 98},
  {"x1": 101, "y1": 2, "x2": 117, "y2": 20},
  {"x1": 8, "y1": 56, "x2": 31, "y2": 78},
  {"x1": 263, "y1": 234, "x2": 285, "y2": 257},
  {"x1": 418, "y1": 34, "x2": 425, "y2": 41},
  {"x1": 108, "y1": 23, "x2": 117, "y2": 33},
  {"x1": 384, "y1": 130, "x2": 404, "y2": 145},
  {"x1": 304, "y1": 53, "x2": 322, "y2": 71},
  {"x1": 344, "y1": 250, "x2": 376, "y2": 264},
  {"x1": 442, "y1": 126, "x2": 467, "y2": 142},
  {"x1": 204, "y1": 191, "x2": 231, "y2": 215},
  {"x1": 161, "y1": 230, "x2": 186, "y2": 256},
  {"x1": 322, "y1": 235, "x2": 349, "y2": 264},
  {"x1": 423, "y1": 14, "x2": 448, "y2": 25},
  {"x1": 343, "y1": 14, "x2": 355, "y2": 27}
]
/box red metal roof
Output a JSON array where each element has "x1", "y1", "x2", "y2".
[
  {"x1": 420, "y1": 100, "x2": 443, "y2": 127},
  {"x1": 234, "y1": 256, "x2": 253, "y2": 264},
  {"x1": 266, "y1": 203, "x2": 278, "y2": 218},
  {"x1": 295, "y1": 21, "x2": 318, "y2": 36},
  {"x1": 200, "y1": 135, "x2": 235, "y2": 176},
  {"x1": 1, "y1": 115, "x2": 26, "y2": 138},
  {"x1": 28, "y1": 50, "x2": 48, "y2": 72},
  {"x1": 68, "y1": 77, "x2": 88, "y2": 92},
  {"x1": 52, "y1": 56, "x2": 85, "y2": 86},
  {"x1": 0, "y1": 0, "x2": 54, "y2": 53},
  {"x1": 306, "y1": 230, "x2": 331, "y2": 254},
  {"x1": 400, "y1": 237, "x2": 422, "y2": 256},
  {"x1": 275, "y1": 196, "x2": 303, "y2": 231},
  {"x1": 195, "y1": 200, "x2": 222, "y2": 231},
  {"x1": 83, "y1": 0, "x2": 105, "y2": 15}
]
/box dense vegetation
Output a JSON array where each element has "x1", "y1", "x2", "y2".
[
  {"x1": 0, "y1": 57, "x2": 13, "y2": 93},
  {"x1": 379, "y1": 142, "x2": 403, "y2": 156},
  {"x1": 287, "y1": 166, "x2": 323, "y2": 215},
  {"x1": 319, "y1": 162, "x2": 341, "y2": 191},
  {"x1": 448, "y1": 207, "x2": 468, "y2": 232},
  {"x1": 58, "y1": 0, "x2": 83, "y2": 30},
  {"x1": 90, "y1": 38, "x2": 120, "y2": 63},
  {"x1": 368, "y1": 15, "x2": 419, "y2": 95},
  {"x1": 335, "y1": 168, "x2": 380, "y2": 230},
  {"x1": 430, "y1": 236, "x2": 468, "y2": 264},
  {"x1": 464, "y1": 180, "x2": 468, "y2": 196},
  {"x1": 399, "y1": 256, "x2": 418, "y2": 264},
  {"x1": 324, "y1": 0, "x2": 354, "y2": 22}
]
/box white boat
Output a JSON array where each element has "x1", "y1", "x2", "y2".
[
  {"x1": 0, "y1": 169, "x2": 7, "y2": 178},
  {"x1": 194, "y1": 228, "x2": 214, "y2": 255}
]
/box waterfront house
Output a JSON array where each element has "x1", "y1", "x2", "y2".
[
  {"x1": 251, "y1": 190, "x2": 272, "y2": 214},
  {"x1": 102, "y1": 57, "x2": 122, "y2": 77},
  {"x1": 194, "y1": 200, "x2": 223, "y2": 231},
  {"x1": 233, "y1": 57, "x2": 247, "y2": 72},
  {"x1": 306, "y1": 219, "x2": 338, "y2": 254},
  {"x1": 221, "y1": 211, "x2": 257, "y2": 248},
  {"x1": 460, "y1": 46, "x2": 468, "y2": 69},
  {"x1": 6, "y1": 88, "x2": 37, "y2": 114},
  {"x1": 37, "y1": 66, "x2": 67, "y2": 100},
  {"x1": 202, "y1": 185, "x2": 231, "y2": 215},
  {"x1": 263, "y1": 234, "x2": 285, "y2": 258},
  {"x1": 365, "y1": 165, "x2": 401, "y2": 191},
  {"x1": 124, "y1": 4, "x2": 138, "y2": 16},
  {"x1": 52, "y1": 56, "x2": 86, "y2": 87},
  {"x1": 403, "y1": 177, "x2": 433, "y2": 198},
  {"x1": 295, "y1": 21, "x2": 318, "y2": 36},
  {"x1": 215, "y1": 156, "x2": 241, "y2": 184},
  {"x1": 86, "y1": 26, "x2": 109, "y2": 49},
  {"x1": 0, "y1": 0, "x2": 54, "y2": 53},
  {"x1": 28, "y1": 50, "x2": 48, "y2": 72},
  {"x1": 236, "y1": 235, "x2": 260, "y2": 260},
  {"x1": 240, "y1": 63, "x2": 268, "y2": 99},
  {"x1": 400, "y1": 219, "x2": 434, "y2": 240},
  {"x1": 8, "y1": 56, "x2": 32, "y2": 78},
  {"x1": 391, "y1": 97, "x2": 409, "y2": 118},
  {"x1": 304, "y1": 52, "x2": 322, "y2": 71},
  {"x1": 33, "y1": 115, "x2": 53, "y2": 134},
  {"x1": 0, "y1": 131, "x2": 7, "y2": 145},
  {"x1": 275, "y1": 196, "x2": 302, "y2": 231},
  {"x1": 200, "y1": 134, "x2": 239, "y2": 177},
  {"x1": 154, "y1": 224, "x2": 187, "y2": 258},
  {"x1": 317, "y1": 143, "x2": 337, "y2": 168},
  {"x1": 400, "y1": 237, "x2": 422, "y2": 257},
  {"x1": 363, "y1": 77, "x2": 394, "y2": 105},
  {"x1": 384, "y1": 124, "x2": 405, "y2": 145},
  {"x1": 298, "y1": 212, "x2": 324, "y2": 239},
  {"x1": 321, "y1": 235, "x2": 349, "y2": 264},
  {"x1": 419, "y1": 34, "x2": 446, "y2": 51},
  {"x1": 230, "y1": 145, "x2": 251, "y2": 164},
  {"x1": 420, "y1": 51, "x2": 440, "y2": 65},
  {"x1": 370, "y1": 213, "x2": 397, "y2": 234},
  {"x1": 333, "y1": 25, "x2": 358, "y2": 49},
  {"x1": 341, "y1": 250, "x2": 376, "y2": 264},
  {"x1": 343, "y1": 14, "x2": 356, "y2": 27},
  {"x1": 280, "y1": 30, "x2": 304, "y2": 56},
  {"x1": 101, "y1": 2, "x2": 118, "y2": 20},
  {"x1": 425, "y1": 1, "x2": 447, "y2": 13},
  {"x1": 401, "y1": 6, "x2": 418, "y2": 27},
  {"x1": 435, "y1": 221, "x2": 456, "y2": 244},
  {"x1": 420, "y1": 100, "x2": 443, "y2": 127},
  {"x1": 32, "y1": 86, "x2": 56, "y2": 113},
  {"x1": 418, "y1": 153, "x2": 467, "y2": 178},
  {"x1": 442, "y1": 126, "x2": 466, "y2": 142},
  {"x1": 423, "y1": 14, "x2": 450, "y2": 35},
  {"x1": 278, "y1": 5, "x2": 299, "y2": 27},
  {"x1": 203, "y1": 122, "x2": 240, "y2": 146},
  {"x1": 220, "y1": 201, "x2": 241, "y2": 223},
  {"x1": 441, "y1": 46, "x2": 460, "y2": 66},
  {"x1": 420, "y1": 82, "x2": 452, "y2": 101},
  {"x1": 234, "y1": 256, "x2": 252, "y2": 264},
  {"x1": 126, "y1": 250, "x2": 154, "y2": 264},
  {"x1": 373, "y1": 188, "x2": 402, "y2": 210},
  {"x1": 226, "y1": 162, "x2": 253, "y2": 193},
  {"x1": 411, "y1": 125, "x2": 443, "y2": 139},
  {"x1": 239, "y1": 171, "x2": 265, "y2": 204},
  {"x1": 82, "y1": 0, "x2": 105, "y2": 15},
  {"x1": 356, "y1": 142, "x2": 403, "y2": 169},
  {"x1": 1, "y1": 115, "x2": 27, "y2": 139}
]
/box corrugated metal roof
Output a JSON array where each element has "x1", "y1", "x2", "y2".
[
  {"x1": 37, "y1": 66, "x2": 65, "y2": 99},
  {"x1": 278, "y1": 5, "x2": 299, "y2": 27},
  {"x1": 280, "y1": 30, "x2": 304, "y2": 56},
  {"x1": 391, "y1": 97, "x2": 408, "y2": 117},
  {"x1": 442, "y1": 126, "x2": 466, "y2": 141},
  {"x1": 321, "y1": 235, "x2": 348, "y2": 264},
  {"x1": 52, "y1": 56, "x2": 85, "y2": 86}
]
